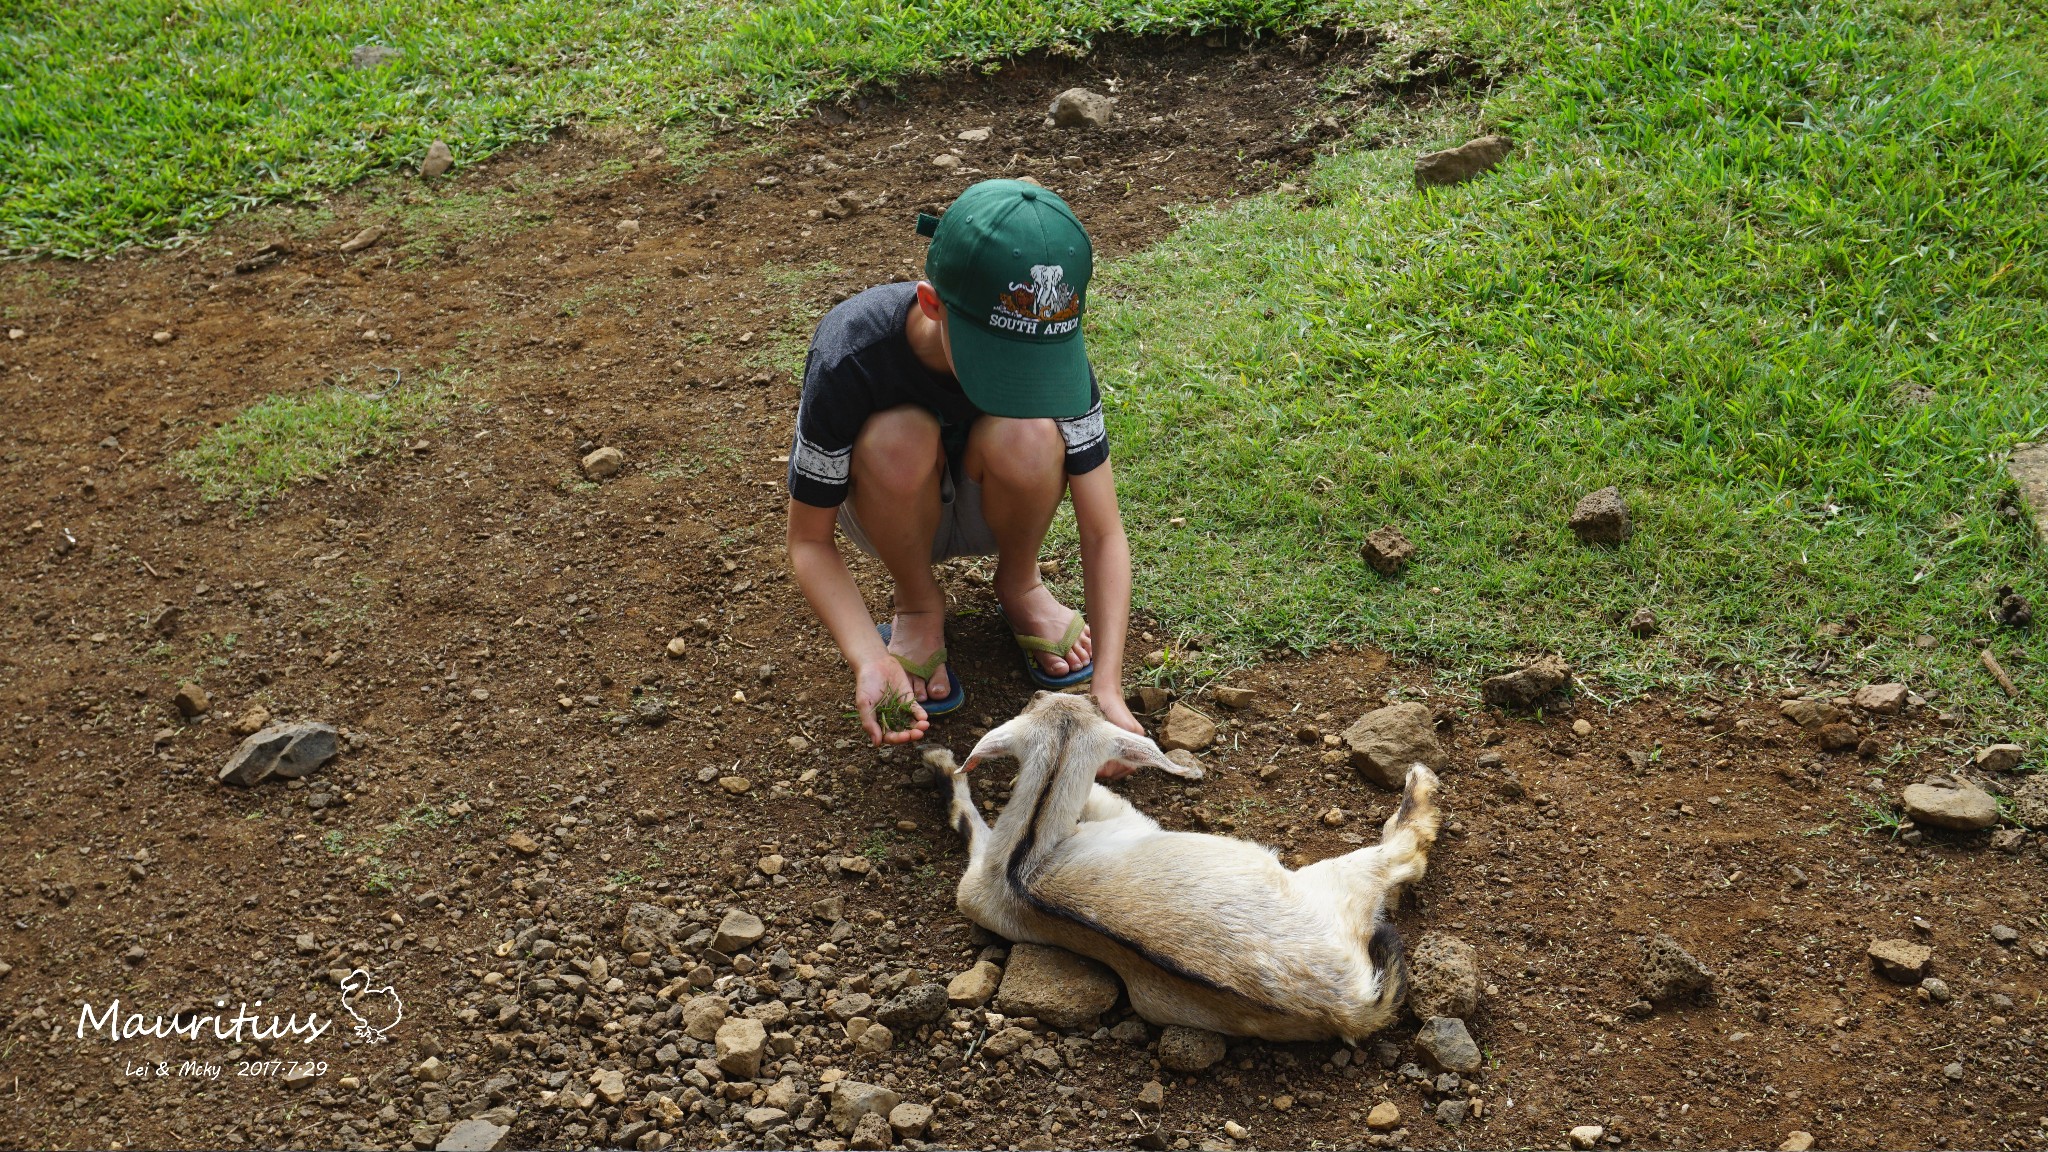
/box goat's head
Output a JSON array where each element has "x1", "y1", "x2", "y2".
[{"x1": 965, "y1": 691, "x2": 1202, "y2": 780}]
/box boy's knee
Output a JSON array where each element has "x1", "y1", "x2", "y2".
[
  {"x1": 974, "y1": 417, "x2": 1063, "y2": 483},
  {"x1": 853, "y1": 407, "x2": 941, "y2": 493}
]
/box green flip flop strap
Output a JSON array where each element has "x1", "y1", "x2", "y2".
[
  {"x1": 1014, "y1": 612, "x2": 1086, "y2": 657},
  {"x1": 890, "y1": 647, "x2": 948, "y2": 682}
]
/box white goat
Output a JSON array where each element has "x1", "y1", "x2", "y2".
[{"x1": 937, "y1": 691, "x2": 1440, "y2": 1043}]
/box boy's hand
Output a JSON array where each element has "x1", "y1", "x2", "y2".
[
  {"x1": 855, "y1": 657, "x2": 930, "y2": 746},
  {"x1": 1094, "y1": 688, "x2": 1144, "y2": 779}
]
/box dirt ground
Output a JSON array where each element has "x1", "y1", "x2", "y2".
[{"x1": 3, "y1": 32, "x2": 2045, "y2": 1152}]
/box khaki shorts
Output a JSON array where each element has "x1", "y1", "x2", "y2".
[{"x1": 837, "y1": 467, "x2": 998, "y2": 562}]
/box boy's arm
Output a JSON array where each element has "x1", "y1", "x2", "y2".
[
  {"x1": 787, "y1": 499, "x2": 931, "y2": 745},
  {"x1": 1068, "y1": 462, "x2": 1143, "y2": 751}
]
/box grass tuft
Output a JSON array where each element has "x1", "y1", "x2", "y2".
[{"x1": 173, "y1": 371, "x2": 452, "y2": 508}]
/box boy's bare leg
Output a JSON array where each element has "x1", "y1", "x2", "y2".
[
  {"x1": 846, "y1": 405, "x2": 952, "y2": 701},
  {"x1": 965, "y1": 416, "x2": 1092, "y2": 677}
]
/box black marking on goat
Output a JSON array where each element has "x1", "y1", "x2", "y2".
[
  {"x1": 1366, "y1": 919, "x2": 1407, "y2": 1010},
  {"x1": 1002, "y1": 711, "x2": 1075, "y2": 888}
]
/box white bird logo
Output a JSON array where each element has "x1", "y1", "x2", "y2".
[{"x1": 338, "y1": 969, "x2": 403, "y2": 1043}]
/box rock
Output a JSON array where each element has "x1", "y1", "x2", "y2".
[
  {"x1": 1223, "y1": 1120, "x2": 1251, "y2": 1140},
  {"x1": 995, "y1": 943, "x2": 1120, "y2": 1029},
  {"x1": 1157, "y1": 1025, "x2": 1227, "y2": 1072},
  {"x1": 2009, "y1": 775, "x2": 2048, "y2": 828},
  {"x1": 174, "y1": 681, "x2": 210, "y2": 718},
  {"x1": 1990, "y1": 827, "x2": 2029, "y2": 853},
  {"x1": 152, "y1": 329, "x2": 175, "y2": 344},
  {"x1": 946, "y1": 961, "x2": 1002, "y2": 1007},
  {"x1": 149, "y1": 604, "x2": 182, "y2": 636},
  {"x1": 1569, "y1": 1124, "x2": 1606, "y2": 1149},
  {"x1": 1990, "y1": 924, "x2": 2019, "y2": 945},
  {"x1": 1414, "y1": 1016, "x2": 1481, "y2": 1073},
  {"x1": 713, "y1": 908, "x2": 765, "y2": 952},
  {"x1": 581, "y1": 446, "x2": 624, "y2": 478},
  {"x1": 1341, "y1": 702, "x2": 1446, "y2": 788},
  {"x1": 716, "y1": 1016, "x2": 767, "y2": 1079},
  {"x1": 1166, "y1": 749, "x2": 1202, "y2": 775},
  {"x1": 349, "y1": 44, "x2": 401, "y2": 69},
  {"x1": 1046, "y1": 88, "x2": 1115, "y2": 129},
  {"x1": 1627, "y1": 607, "x2": 1659, "y2": 637},
  {"x1": 1366, "y1": 1102, "x2": 1402, "y2": 1130},
  {"x1": 414, "y1": 1056, "x2": 450, "y2": 1082},
  {"x1": 744, "y1": 1107, "x2": 789, "y2": 1133},
  {"x1": 1900, "y1": 782, "x2": 1998, "y2": 830},
  {"x1": 1480, "y1": 655, "x2": 1572, "y2": 709},
  {"x1": 931, "y1": 153, "x2": 961, "y2": 169},
  {"x1": 1867, "y1": 938, "x2": 1932, "y2": 983},
  {"x1": 875, "y1": 983, "x2": 947, "y2": 1029},
  {"x1": 1212, "y1": 685, "x2": 1258, "y2": 710},
  {"x1": 1817, "y1": 722, "x2": 1860, "y2": 752},
  {"x1": 594, "y1": 1068, "x2": 627, "y2": 1104},
  {"x1": 1361, "y1": 527, "x2": 1416, "y2": 575},
  {"x1": 338, "y1": 224, "x2": 386, "y2": 254},
  {"x1": 1134, "y1": 685, "x2": 1171, "y2": 713},
  {"x1": 958, "y1": 127, "x2": 992, "y2": 142},
  {"x1": 1568, "y1": 486, "x2": 1632, "y2": 545},
  {"x1": 421, "y1": 140, "x2": 453, "y2": 178},
  {"x1": 1158, "y1": 703, "x2": 1218, "y2": 751},
  {"x1": 682, "y1": 994, "x2": 729, "y2": 1041},
  {"x1": 849, "y1": 1111, "x2": 893, "y2": 1151},
  {"x1": 1919, "y1": 976, "x2": 1952, "y2": 1003},
  {"x1": 1780, "y1": 699, "x2": 1845, "y2": 729},
  {"x1": 1573, "y1": 718, "x2": 1593, "y2": 736},
  {"x1": 889, "y1": 1102, "x2": 933, "y2": 1138},
  {"x1": 828, "y1": 1081, "x2": 901, "y2": 1135},
  {"x1": 217, "y1": 722, "x2": 339, "y2": 786},
  {"x1": 853, "y1": 1022, "x2": 894, "y2": 1056},
  {"x1": 718, "y1": 776, "x2": 752, "y2": 794},
  {"x1": 1136, "y1": 1080, "x2": 1166, "y2": 1110},
  {"x1": 1408, "y1": 933, "x2": 1482, "y2": 1019},
  {"x1": 435, "y1": 1118, "x2": 510, "y2": 1151},
  {"x1": 505, "y1": 831, "x2": 540, "y2": 856},
  {"x1": 1413, "y1": 135, "x2": 1513, "y2": 187},
  {"x1": 2007, "y1": 442, "x2": 2048, "y2": 544},
  {"x1": 1852, "y1": 682, "x2": 1909, "y2": 713},
  {"x1": 1640, "y1": 933, "x2": 1713, "y2": 1002},
  {"x1": 1993, "y1": 585, "x2": 2033, "y2": 627},
  {"x1": 1780, "y1": 1132, "x2": 1815, "y2": 1152},
  {"x1": 1975, "y1": 743, "x2": 2025, "y2": 772},
  {"x1": 227, "y1": 707, "x2": 272, "y2": 737},
  {"x1": 1436, "y1": 1099, "x2": 1469, "y2": 1125},
  {"x1": 665, "y1": 636, "x2": 689, "y2": 659}
]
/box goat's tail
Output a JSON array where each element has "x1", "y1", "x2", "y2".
[{"x1": 1367, "y1": 918, "x2": 1408, "y2": 1019}]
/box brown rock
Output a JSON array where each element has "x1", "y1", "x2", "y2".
[
  {"x1": 338, "y1": 223, "x2": 386, "y2": 254},
  {"x1": 1341, "y1": 702, "x2": 1446, "y2": 788},
  {"x1": 1211, "y1": 685, "x2": 1258, "y2": 710},
  {"x1": 421, "y1": 140, "x2": 453, "y2": 178},
  {"x1": 1639, "y1": 933, "x2": 1713, "y2": 1002},
  {"x1": 1867, "y1": 938, "x2": 1932, "y2": 983},
  {"x1": 1974, "y1": 743, "x2": 2025, "y2": 772},
  {"x1": 1851, "y1": 682, "x2": 1909, "y2": 714},
  {"x1": 1900, "y1": 782, "x2": 1998, "y2": 830},
  {"x1": 1479, "y1": 655, "x2": 1572, "y2": 709},
  {"x1": 1158, "y1": 703, "x2": 1217, "y2": 752},
  {"x1": 505, "y1": 831, "x2": 540, "y2": 856},
  {"x1": 1360, "y1": 527, "x2": 1416, "y2": 575},
  {"x1": 715, "y1": 1016, "x2": 767, "y2": 1079},
  {"x1": 1366, "y1": 1102, "x2": 1402, "y2": 1130},
  {"x1": 848, "y1": 1111, "x2": 892, "y2": 1151},
  {"x1": 1414, "y1": 135, "x2": 1513, "y2": 187},
  {"x1": 1407, "y1": 932, "x2": 1481, "y2": 1019},
  {"x1": 995, "y1": 943, "x2": 1119, "y2": 1029},
  {"x1": 228, "y1": 707, "x2": 272, "y2": 737},
  {"x1": 888, "y1": 1102, "x2": 932, "y2": 1139},
  {"x1": 1132, "y1": 685, "x2": 1171, "y2": 714},
  {"x1": 1135, "y1": 1080, "x2": 1166, "y2": 1110},
  {"x1": 173, "y1": 681, "x2": 210, "y2": 718},
  {"x1": 1817, "y1": 723, "x2": 1860, "y2": 752},
  {"x1": 1780, "y1": 699, "x2": 1846, "y2": 729},
  {"x1": 946, "y1": 960, "x2": 1002, "y2": 1007},
  {"x1": 1046, "y1": 88, "x2": 1115, "y2": 129},
  {"x1": 1626, "y1": 607, "x2": 1659, "y2": 637},
  {"x1": 1156, "y1": 1025, "x2": 1227, "y2": 1072},
  {"x1": 2008, "y1": 441, "x2": 2048, "y2": 544},
  {"x1": 828, "y1": 1081, "x2": 902, "y2": 1136},
  {"x1": 712, "y1": 907, "x2": 765, "y2": 952},
  {"x1": 1568, "y1": 486, "x2": 1632, "y2": 545},
  {"x1": 580, "y1": 446, "x2": 624, "y2": 479},
  {"x1": 682, "y1": 994, "x2": 729, "y2": 1040}
]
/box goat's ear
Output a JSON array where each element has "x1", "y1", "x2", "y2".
[
  {"x1": 1108, "y1": 730, "x2": 1202, "y2": 779},
  {"x1": 962, "y1": 721, "x2": 1021, "y2": 773}
]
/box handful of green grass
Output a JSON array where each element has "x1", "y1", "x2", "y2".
[{"x1": 847, "y1": 688, "x2": 919, "y2": 734}]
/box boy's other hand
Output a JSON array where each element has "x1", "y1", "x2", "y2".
[
  {"x1": 1094, "y1": 689, "x2": 1144, "y2": 779},
  {"x1": 855, "y1": 657, "x2": 931, "y2": 746}
]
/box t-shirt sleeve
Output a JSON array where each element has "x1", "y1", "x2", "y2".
[
  {"x1": 1055, "y1": 372, "x2": 1109, "y2": 476},
  {"x1": 788, "y1": 348, "x2": 865, "y2": 508}
]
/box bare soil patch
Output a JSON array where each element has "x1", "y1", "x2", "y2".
[{"x1": 2, "y1": 33, "x2": 2043, "y2": 1152}]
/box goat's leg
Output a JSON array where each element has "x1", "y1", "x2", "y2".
[
  {"x1": 939, "y1": 759, "x2": 989, "y2": 855},
  {"x1": 1372, "y1": 763, "x2": 1441, "y2": 887}
]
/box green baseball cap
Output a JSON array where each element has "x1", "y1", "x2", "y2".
[{"x1": 916, "y1": 179, "x2": 1093, "y2": 419}]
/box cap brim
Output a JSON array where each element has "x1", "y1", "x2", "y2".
[{"x1": 944, "y1": 309, "x2": 1092, "y2": 419}]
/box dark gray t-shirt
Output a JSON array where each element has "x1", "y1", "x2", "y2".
[{"x1": 787, "y1": 283, "x2": 1108, "y2": 508}]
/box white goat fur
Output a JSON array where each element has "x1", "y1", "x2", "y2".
[{"x1": 940, "y1": 692, "x2": 1440, "y2": 1043}]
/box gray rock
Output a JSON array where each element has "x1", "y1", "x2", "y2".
[
  {"x1": 1901, "y1": 782, "x2": 1998, "y2": 831},
  {"x1": 712, "y1": 907, "x2": 765, "y2": 952},
  {"x1": 1407, "y1": 933, "x2": 1481, "y2": 1020},
  {"x1": 421, "y1": 140, "x2": 453, "y2": 178},
  {"x1": 1436, "y1": 1098, "x2": 1469, "y2": 1125},
  {"x1": 1341, "y1": 703, "x2": 1446, "y2": 788},
  {"x1": 1569, "y1": 486, "x2": 1632, "y2": 544},
  {"x1": 1046, "y1": 88, "x2": 1115, "y2": 129},
  {"x1": 875, "y1": 983, "x2": 948, "y2": 1029},
  {"x1": 434, "y1": 1119, "x2": 509, "y2": 1152},
  {"x1": 828, "y1": 1081, "x2": 901, "y2": 1135},
  {"x1": 1157, "y1": 1025, "x2": 1227, "y2": 1072},
  {"x1": 2007, "y1": 441, "x2": 2048, "y2": 545},
  {"x1": 217, "y1": 722, "x2": 338, "y2": 786},
  {"x1": 849, "y1": 1111, "x2": 893, "y2": 1151},
  {"x1": 1640, "y1": 933, "x2": 1713, "y2": 1002},
  {"x1": 1415, "y1": 1016, "x2": 1481, "y2": 1073},
  {"x1": 619, "y1": 902, "x2": 681, "y2": 951},
  {"x1": 1479, "y1": 655, "x2": 1572, "y2": 709},
  {"x1": 1413, "y1": 135, "x2": 1513, "y2": 187},
  {"x1": 349, "y1": 44, "x2": 401, "y2": 70},
  {"x1": 994, "y1": 943, "x2": 1120, "y2": 1030},
  {"x1": 1919, "y1": 977, "x2": 1952, "y2": 1004},
  {"x1": 682, "y1": 994, "x2": 728, "y2": 1041}
]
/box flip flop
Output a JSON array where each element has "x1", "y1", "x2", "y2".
[
  {"x1": 877, "y1": 621, "x2": 965, "y2": 717},
  {"x1": 1007, "y1": 609, "x2": 1094, "y2": 690}
]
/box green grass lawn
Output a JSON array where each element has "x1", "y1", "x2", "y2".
[{"x1": 1088, "y1": 0, "x2": 2047, "y2": 740}]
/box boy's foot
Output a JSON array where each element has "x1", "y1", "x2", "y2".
[
  {"x1": 999, "y1": 583, "x2": 1092, "y2": 681},
  {"x1": 882, "y1": 609, "x2": 952, "y2": 702}
]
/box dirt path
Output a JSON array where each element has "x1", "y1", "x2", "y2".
[{"x1": 2, "y1": 33, "x2": 2044, "y2": 1152}]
